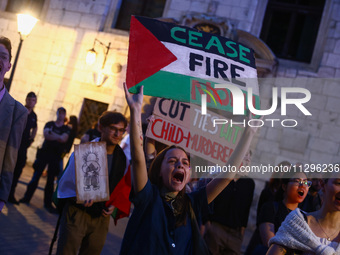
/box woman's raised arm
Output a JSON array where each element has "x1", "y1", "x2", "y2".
[
  {"x1": 206, "y1": 115, "x2": 259, "y2": 204},
  {"x1": 124, "y1": 83, "x2": 148, "y2": 193}
]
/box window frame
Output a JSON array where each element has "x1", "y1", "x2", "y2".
[
  {"x1": 102, "y1": 0, "x2": 126, "y2": 33},
  {"x1": 102, "y1": 0, "x2": 169, "y2": 34},
  {"x1": 251, "y1": 0, "x2": 333, "y2": 72}
]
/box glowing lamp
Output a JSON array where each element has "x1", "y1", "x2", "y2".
[
  {"x1": 17, "y1": 14, "x2": 38, "y2": 38},
  {"x1": 86, "y1": 48, "x2": 97, "y2": 65}
]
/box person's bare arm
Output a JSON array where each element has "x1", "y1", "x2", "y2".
[
  {"x1": 0, "y1": 200, "x2": 5, "y2": 213},
  {"x1": 206, "y1": 116, "x2": 259, "y2": 204},
  {"x1": 266, "y1": 244, "x2": 287, "y2": 255},
  {"x1": 102, "y1": 205, "x2": 115, "y2": 217},
  {"x1": 30, "y1": 126, "x2": 37, "y2": 140},
  {"x1": 240, "y1": 227, "x2": 245, "y2": 237},
  {"x1": 259, "y1": 222, "x2": 275, "y2": 247},
  {"x1": 44, "y1": 127, "x2": 68, "y2": 143},
  {"x1": 43, "y1": 127, "x2": 54, "y2": 140},
  {"x1": 56, "y1": 133, "x2": 68, "y2": 143},
  {"x1": 124, "y1": 83, "x2": 148, "y2": 193}
]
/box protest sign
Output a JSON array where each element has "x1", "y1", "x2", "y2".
[
  {"x1": 146, "y1": 98, "x2": 245, "y2": 166},
  {"x1": 126, "y1": 16, "x2": 260, "y2": 113},
  {"x1": 74, "y1": 142, "x2": 110, "y2": 203}
]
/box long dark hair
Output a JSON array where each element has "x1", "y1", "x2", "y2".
[
  {"x1": 268, "y1": 161, "x2": 291, "y2": 194},
  {"x1": 148, "y1": 145, "x2": 190, "y2": 226},
  {"x1": 69, "y1": 115, "x2": 78, "y2": 134},
  {"x1": 275, "y1": 177, "x2": 290, "y2": 201}
]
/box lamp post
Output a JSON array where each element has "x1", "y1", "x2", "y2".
[
  {"x1": 86, "y1": 39, "x2": 115, "y2": 87},
  {"x1": 7, "y1": 13, "x2": 38, "y2": 91}
]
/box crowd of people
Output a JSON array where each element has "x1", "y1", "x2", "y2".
[{"x1": 0, "y1": 34, "x2": 339, "y2": 255}]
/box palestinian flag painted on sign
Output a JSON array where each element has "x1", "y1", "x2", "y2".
[{"x1": 126, "y1": 16, "x2": 260, "y2": 112}]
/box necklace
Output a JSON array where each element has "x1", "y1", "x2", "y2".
[
  {"x1": 316, "y1": 218, "x2": 339, "y2": 241},
  {"x1": 161, "y1": 189, "x2": 179, "y2": 216}
]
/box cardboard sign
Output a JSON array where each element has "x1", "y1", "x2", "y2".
[
  {"x1": 74, "y1": 142, "x2": 110, "y2": 203},
  {"x1": 146, "y1": 98, "x2": 245, "y2": 166},
  {"x1": 126, "y1": 16, "x2": 260, "y2": 113}
]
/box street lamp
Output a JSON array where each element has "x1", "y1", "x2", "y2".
[
  {"x1": 86, "y1": 39, "x2": 111, "y2": 87},
  {"x1": 7, "y1": 13, "x2": 38, "y2": 91},
  {"x1": 86, "y1": 39, "x2": 111, "y2": 67},
  {"x1": 86, "y1": 48, "x2": 97, "y2": 65},
  {"x1": 86, "y1": 38, "x2": 123, "y2": 87}
]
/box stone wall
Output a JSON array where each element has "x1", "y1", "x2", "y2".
[
  {"x1": 248, "y1": 0, "x2": 340, "y2": 175},
  {"x1": 0, "y1": 0, "x2": 130, "y2": 162},
  {"x1": 164, "y1": 0, "x2": 258, "y2": 31}
]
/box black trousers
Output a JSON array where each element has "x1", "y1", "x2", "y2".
[
  {"x1": 9, "y1": 145, "x2": 28, "y2": 199},
  {"x1": 22, "y1": 149, "x2": 62, "y2": 207}
]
